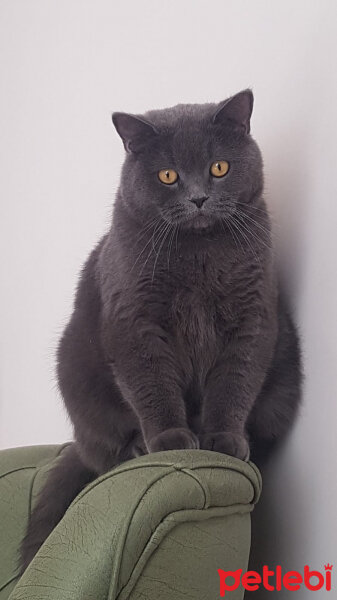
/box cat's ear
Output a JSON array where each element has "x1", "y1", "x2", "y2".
[
  {"x1": 212, "y1": 89, "x2": 254, "y2": 134},
  {"x1": 112, "y1": 112, "x2": 159, "y2": 153}
]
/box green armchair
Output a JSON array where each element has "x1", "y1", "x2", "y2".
[{"x1": 0, "y1": 444, "x2": 261, "y2": 600}]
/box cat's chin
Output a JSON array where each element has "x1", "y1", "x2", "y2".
[{"x1": 179, "y1": 212, "x2": 217, "y2": 232}]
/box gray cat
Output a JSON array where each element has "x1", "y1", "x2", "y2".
[{"x1": 20, "y1": 89, "x2": 302, "y2": 571}]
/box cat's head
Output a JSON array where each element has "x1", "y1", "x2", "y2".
[{"x1": 112, "y1": 90, "x2": 263, "y2": 231}]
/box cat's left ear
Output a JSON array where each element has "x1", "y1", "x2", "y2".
[
  {"x1": 112, "y1": 112, "x2": 159, "y2": 153},
  {"x1": 212, "y1": 89, "x2": 254, "y2": 134}
]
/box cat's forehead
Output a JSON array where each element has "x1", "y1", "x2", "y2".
[
  {"x1": 143, "y1": 102, "x2": 221, "y2": 166},
  {"x1": 144, "y1": 102, "x2": 217, "y2": 129}
]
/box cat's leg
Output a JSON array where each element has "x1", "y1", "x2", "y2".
[
  {"x1": 247, "y1": 310, "x2": 302, "y2": 466},
  {"x1": 199, "y1": 314, "x2": 275, "y2": 461},
  {"x1": 20, "y1": 301, "x2": 145, "y2": 572},
  {"x1": 59, "y1": 350, "x2": 146, "y2": 474},
  {"x1": 199, "y1": 356, "x2": 253, "y2": 460},
  {"x1": 56, "y1": 253, "x2": 147, "y2": 474},
  {"x1": 106, "y1": 318, "x2": 199, "y2": 453}
]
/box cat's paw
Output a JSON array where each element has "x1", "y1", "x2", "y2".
[
  {"x1": 199, "y1": 432, "x2": 250, "y2": 461},
  {"x1": 147, "y1": 428, "x2": 200, "y2": 453}
]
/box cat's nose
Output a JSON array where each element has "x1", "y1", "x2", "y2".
[{"x1": 189, "y1": 196, "x2": 209, "y2": 209}]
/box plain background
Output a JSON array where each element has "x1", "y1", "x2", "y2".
[{"x1": 1, "y1": 0, "x2": 336, "y2": 596}]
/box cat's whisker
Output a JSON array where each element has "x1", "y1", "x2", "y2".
[
  {"x1": 147, "y1": 220, "x2": 169, "y2": 262},
  {"x1": 128, "y1": 215, "x2": 163, "y2": 264},
  {"x1": 228, "y1": 218, "x2": 250, "y2": 256},
  {"x1": 233, "y1": 201, "x2": 268, "y2": 214},
  {"x1": 151, "y1": 222, "x2": 172, "y2": 284},
  {"x1": 231, "y1": 216, "x2": 262, "y2": 266},
  {"x1": 167, "y1": 224, "x2": 177, "y2": 272},
  {"x1": 222, "y1": 217, "x2": 243, "y2": 254},
  {"x1": 234, "y1": 201, "x2": 280, "y2": 230},
  {"x1": 175, "y1": 224, "x2": 180, "y2": 253},
  {"x1": 131, "y1": 218, "x2": 166, "y2": 273},
  {"x1": 234, "y1": 211, "x2": 273, "y2": 251},
  {"x1": 151, "y1": 219, "x2": 172, "y2": 256},
  {"x1": 234, "y1": 208, "x2": 273, "y2": 243},
  {"x1": 220, "y1": 218, "x2": 236, "y2": 250},
  {"x1": 207, "y1": 209, "x2": 243, "y2": 253},
  {"x1": 134, "y1": 207, "x2": 181, "y2": 249},
  {"x1": 136, "y1": 215, "x2": 163, "y2": 242},
  {"x1": 137, "y1": 220, "x2": 170, "y2": 281}
]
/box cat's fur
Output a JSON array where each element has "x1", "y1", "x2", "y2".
[{"x1": 20, "y1": 90, "x2": 302, "y2": 571}]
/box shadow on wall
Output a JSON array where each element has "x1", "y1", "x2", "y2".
[
  {"x1": 265, "y1": 121, "x2": 309, "y2": 303},
  {"x1": 246, "y1": 122, "x2": 310, "y2": 599}
]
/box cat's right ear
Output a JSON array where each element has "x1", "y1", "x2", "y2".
[
  {"x1": 112, "y1": 112, "x2": 159, "y2": 153},
  {"x1": 212, "y1": 89, "x2": 254, "y2": 134}
]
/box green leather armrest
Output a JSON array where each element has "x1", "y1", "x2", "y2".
[{"x1": 0, "y1": 445, "x2": 261, "y2": 600}]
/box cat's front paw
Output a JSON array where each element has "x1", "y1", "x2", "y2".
[
  {"x1": 147, "y1": 428, "x2": 199, "y2": 453},
  {"x1": 200, "y1": 432, "x2": 250, "y2": 461}
]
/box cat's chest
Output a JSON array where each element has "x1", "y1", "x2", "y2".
[
  {"x1": 172, "y1": 288, "x2": 216, "y2": 347},
  {"x1": 170, "y1": 269, "x2": 234, "y2": 356}
]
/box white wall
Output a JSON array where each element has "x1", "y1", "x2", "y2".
[{"x1": 1, "y1": 0, "x2": 336, "y2": 594}]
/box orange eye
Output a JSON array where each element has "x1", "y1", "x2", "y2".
[
  {"x1": 210, "y1": 160, "x2": 230, "y2": 177},
  {"x1": 158, "y1": 169, "x2": 178, "y2": 185}
]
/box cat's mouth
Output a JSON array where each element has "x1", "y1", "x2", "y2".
[
  {"x1": 178, "y1": 210, "x2": 217, "y2": 230},
  {"x1": 162, "y1": 207, "x2": 220, "y2": 231},
  {"x1": 188, "y1": 213, "x2": 212, "y2": 229},
  {"x1": 165, "y1": 211, "x2": 216, "y2": 231}
]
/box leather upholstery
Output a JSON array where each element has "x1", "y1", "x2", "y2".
[{"x1": 0, "y1": 445, "x2": 261, "y2": 600}]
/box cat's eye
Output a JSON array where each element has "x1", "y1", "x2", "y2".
[
  {"x1": 158, "y1": 169, "x2": 178, "y2": 185},
  {"x1": 210, "y1": 161, "x2": 230, "y2": 178}
]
